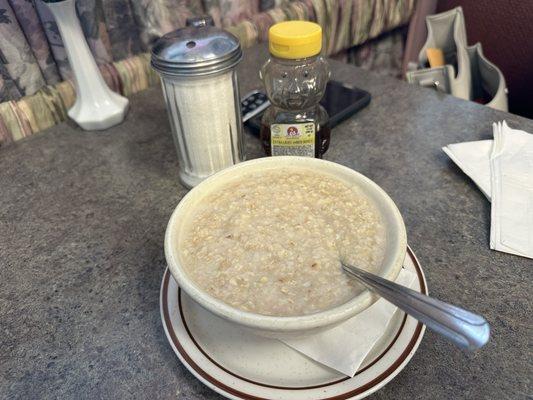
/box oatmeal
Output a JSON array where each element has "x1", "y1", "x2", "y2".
[{"x1": 180, "y1": 168, "x2": 385, "y2": 316}]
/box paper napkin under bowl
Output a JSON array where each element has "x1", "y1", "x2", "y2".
[{"x1": 281, "y1": 267, "x2": 416, "y2": 377}]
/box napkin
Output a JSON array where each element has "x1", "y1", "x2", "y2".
[
  {"x1": 442, "y1": 140, "x2": 492, "y2": 200},
  {"x1": 443, "y1": 121, "x2": 533, "y2": 259},
  {"x1": 490, "y1": 122, "x2": 533, "y2": 258},
  {"x1": 281, "y1": 267, "x2": 416, "y2": 377}
]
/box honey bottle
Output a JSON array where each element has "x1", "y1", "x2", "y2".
[{"x1": 259, "y1": 21, "x2": 330, "y2": 158}]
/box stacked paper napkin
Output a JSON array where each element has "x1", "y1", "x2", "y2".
[{"x1": 443, "y1": 121, "x2": 533, "y2": 259}]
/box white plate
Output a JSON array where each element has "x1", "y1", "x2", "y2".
[{"x1": 160, "y1": 246, "x2": 427, "y2": 400}]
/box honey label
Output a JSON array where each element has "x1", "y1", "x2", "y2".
[{"x1": 270, "y1": 123, "x2": 315, "y2": 157}]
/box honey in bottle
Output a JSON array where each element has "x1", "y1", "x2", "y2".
[{"x1": 259, "y1": 21, "x2": 330, "y2": 158}]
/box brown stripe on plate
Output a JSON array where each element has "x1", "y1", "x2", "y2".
[{"x1": 162, "y1": 271, "x2": 268, "y2": 400}]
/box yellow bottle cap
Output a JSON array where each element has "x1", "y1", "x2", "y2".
[{"x1": 268, "y1": 21, "x2": 322, "y2": 59}]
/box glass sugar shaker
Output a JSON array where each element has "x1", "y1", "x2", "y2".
[
  {"x1": 151, "y1": 16, "x2": 244, "y2": 188},
  {"x1": 260, "y1": 21, "x2": 330, "y2": 158}
]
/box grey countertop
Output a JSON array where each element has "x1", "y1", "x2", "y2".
[{"x1": 1, "y1": 44, "x2": 531, "y2": 400}]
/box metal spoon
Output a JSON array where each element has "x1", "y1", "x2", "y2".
[{"x1": 341, "y1": 262, "x2": 490, "y2": 350}]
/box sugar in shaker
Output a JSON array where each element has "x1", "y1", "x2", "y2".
[{"x1": 151, "y1": 17, "x2": 244, "y2": 188}]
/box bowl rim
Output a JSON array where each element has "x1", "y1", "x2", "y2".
[{"x1": 164, "y1": 156, "x2": 407, "y2": 332}]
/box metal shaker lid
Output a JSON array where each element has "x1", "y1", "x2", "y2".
[{"x1": 151, "y1": 16, "x2": 242, "y2": 77}]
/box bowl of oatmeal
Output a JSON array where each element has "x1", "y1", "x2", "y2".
[{"x1": 164, "y1": 157, "x2": 406, "y2": 338}]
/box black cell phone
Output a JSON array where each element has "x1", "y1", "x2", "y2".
[{"x1": 244, "y1": 81, "x2": 371, "y2": 135}]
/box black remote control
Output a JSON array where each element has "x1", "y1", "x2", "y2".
[{"x1": 241, "y1": 90, "x2": 270, "y2": 123}]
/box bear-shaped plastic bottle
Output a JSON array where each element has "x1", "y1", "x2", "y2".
[{"x1": 260, "y1": 21, "x2": 331, "y2": 158}]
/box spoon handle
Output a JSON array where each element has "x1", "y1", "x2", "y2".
[{"x1": 342, "y1": 263, "x2": 490, "y2": 350}]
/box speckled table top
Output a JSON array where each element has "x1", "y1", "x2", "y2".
[{"x1": 1, "y1": 44, "x2": 532, "y2": 400}]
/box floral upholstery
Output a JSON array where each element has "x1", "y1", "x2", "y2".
[{"x1": 0, "y1": 0, "x2": 416, "y2": 146}]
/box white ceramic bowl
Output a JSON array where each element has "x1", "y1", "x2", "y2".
[{"x1": 164, "y1": 157, "x2": 407, "y2": 338}]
